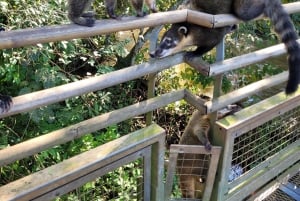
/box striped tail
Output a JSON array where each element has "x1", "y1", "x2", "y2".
[{"x1": 264, "y1": 0, "x2": 300, "y2": 94}]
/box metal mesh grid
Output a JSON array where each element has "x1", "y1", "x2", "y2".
[
  {"x1": 262, "y1": 188, "x2": 296, "y2": 201},
  {"x1": 171, "y1": 153, "x2": 211, "y2": 200},
  {"x1": 54, "y1": 159, "x2": 144, "y2": 201},
  {"x1": 231, "y1": 106, "x2": 300, "y2": 181},
  {"x1": 289, "y1": 172, "x2": 300, "y2": 186}
]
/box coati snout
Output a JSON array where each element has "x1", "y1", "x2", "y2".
[
  {"x1": 150, "y1": 23, "x2": 237, "y2": 59},
  {"x1": 150, "y1": 25, "x2": 189, "y2": 58}
]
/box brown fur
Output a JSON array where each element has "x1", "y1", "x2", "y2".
[
  {"x1": 177, "y1": 104, "x2": 242, "y2": 198},
  {"x1": 68, "y1": 0, "x2": 157, "y2": 26},
  {"x1": 178, "y1": 110, "x2": 211, "y2": 199},
  {"x1": 151, "y1": 0, "x2": 300, "y2": 94}
]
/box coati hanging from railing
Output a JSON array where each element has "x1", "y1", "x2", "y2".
[
  {"x1": 68, "y1": 0, "x2": 157, "y2": 27},
  {"x1": 177, "y1": 102, "x2": 242, "y2": 199},
  {"x1": 150, "y1": 0, "x2": 300, "y2": 95}
]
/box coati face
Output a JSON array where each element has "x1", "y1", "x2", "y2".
[
  {"x1": 150, "y1": 23, "x2": 238, "y2": 59},
  {"x1": 150, "y1": 24, "x2": 194, "y2": 58}
]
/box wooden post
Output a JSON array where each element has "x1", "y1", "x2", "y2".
[{"x1": 211, "y1": 38, "x2": 226, "y2": 201}]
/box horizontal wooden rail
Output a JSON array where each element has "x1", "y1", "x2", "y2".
[
  {"x1": 0, "y1": 10, "x2": 187, "y2": 49},
  {"x1": 0, "y1": 53, "x2": 184, "y2": 118},
  {"x1": 1, "y1": 2, "x2": 299, "y2": 49},
  {"x1": 0, "y1": 90, "x2": 185, "y2": 167},
  {"x1": 2, "y1": 29, "x2": 299, "y2": 118},
  {"x1": 205, "y1": 71, "x2": 294, "y2": 113},
  {"x1": 209, "y1": 39, "x2": 300, "y2": 76},
  {"x1": 0, "y1": 124, "x2": 165, "y2": 201}
]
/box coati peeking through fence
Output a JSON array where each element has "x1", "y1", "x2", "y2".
[
  {"x1": 150, "y1": 0, "x2": 300, "y2": 95},
  {"x1": 68, "y1": 0, "x2": 157, "y2": 27},
  {"x1": 177, "y1": 103, "x2": 242, "y2": 199},
  {"x1": 177, "y1": 110, "x2": 211, "y2": 199}
]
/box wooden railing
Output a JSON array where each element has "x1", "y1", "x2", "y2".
[{"x1": 0, "y1": 2, "x2": 300, "y2": 201}]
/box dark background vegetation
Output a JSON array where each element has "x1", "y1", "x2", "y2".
[{"x1": 0, "y1": 0, "x2": 299, "y2": 199}]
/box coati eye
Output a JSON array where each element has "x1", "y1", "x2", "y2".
[
  {"x1": 163, "y1": 37, "x2": 173, "y2": 47},
  {"x1": 165, "y1": 38, "x2": 172, "y2": 44}
]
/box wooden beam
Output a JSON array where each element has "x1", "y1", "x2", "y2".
[
  {"x1": 0, "y1": 90, "x2": 185, "y2": 167},
  {"x1": 0, "y1": 10, "x2": 187, "y2": 49},
  {"x1": 209, "y1": 39, "x2": 300, "y2": 76},
  {"x1": 206, "y1": 71, "x2": 290, "y2": 114},
  {"x1": 0, "y1": 53, "x2": 184, "y2": 118}
]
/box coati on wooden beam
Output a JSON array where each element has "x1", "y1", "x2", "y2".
[
  {"x1": 150, "y1": 0, "x2": 300, "y2": 95},
  {"x1": 68, "y1": 0, "x2": 157, "y2": 27}
]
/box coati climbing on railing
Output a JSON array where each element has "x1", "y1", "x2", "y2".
[
  {"x1": 150, "y1": 0, "x2": 300, "y2": 95},
  {"x1": 68, "y1": 0, "x2": 157, "y2": 27},
  {"x1": 177, "y1": 110, "x2": 211, "y2": 198},
  {"x1": 177, "y1": 103, "x2": 241, "y2": 199}
]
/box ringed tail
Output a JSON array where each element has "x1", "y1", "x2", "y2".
[{"x1": 264, "y1": 0, "x2": 300, "y2": 94}]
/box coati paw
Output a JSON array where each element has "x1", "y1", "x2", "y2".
[
  {"x1": 85, "y1": 17, "x2": 95, "y2": 27},
  {"x1": 204, "y1": 141, "x2": 212, "y2": 152},
  {"x1": 151, "y1": 8, "x2": 158, "y2": 13},
  {"x1": 136, "y1": 11, "x2": 147, "y2": 17},
  {"x1": 0, "y1": 95, "x2": 13, "y2": 114}
]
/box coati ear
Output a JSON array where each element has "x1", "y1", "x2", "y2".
[{"x1": 178, "y1": 26, "x2": 188, "y2": 36}]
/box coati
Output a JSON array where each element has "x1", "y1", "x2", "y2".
[
  {"x1": 177, "y1": 110, "x2": 211, "y2": 199},
  {"x1": 150, "y1": 0, "x2": 300, "y2": 95},
  {"x1": 68, "y1": 0, "x2": 157, "y2": 27},
  {"x1": 177, "y1": 103, "x2": 242, "y2": 199}
]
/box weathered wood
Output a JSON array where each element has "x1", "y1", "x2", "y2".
[
  {"x1": 203, "y1": 146, "x2": 222, "y2": 201},
  {"x1": 151, "y1": 127, "x2": 166, "y2": 201},
  {"x1": 0, "y1": 10, "x2": 187, "y2": 49},
  {"x1": 0, "y1": 53, "x2": 184, "y2": 119},
  {"x1": 164, "y1": 151, "x2": 178, "y2": 200},
  {"x1": 0, "y1": 90, "x2": 184, "y2": 167},
  {"x1": 216, "y1": 88, "x2": 300, "y2": 134},
  {"x1": 186, "y1": 10, "x2": 215, "y2": 28},
  {"x1": 183, "y1": 89, "x2": 207, "y2": 113},
  {"x1": 1, "y1": 2, "x2": 298, "y2": 50},
  {"x1": 0, "y1": 124, "x2": 165, "y2": 201},
  {"x1": 206, "y1": 71, "x2": 289, "y2": 114},
  {"x1": 209, "y1": 39, "x2": 300, "y2": 76}
]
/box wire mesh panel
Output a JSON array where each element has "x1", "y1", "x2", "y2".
[
  {"x1": 215, "y1": 92, "x2": 300, "y2": 201},
  {"x1": 289, "y1": 172, "x2": 300, "y2": 187},
  {"x1": 165, "y1": 145, "x2": 221, "y2": 201},
  {"x1": 262, "y1": 188, "x2": 297, "y2": 201},
  {"x1": 177, "y1": 153, "x2": 210, "y2": 199},
  {"x1": 231, "y1": 106, "x2": 300, "y2": 180}
]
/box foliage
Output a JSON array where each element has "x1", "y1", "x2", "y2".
[{"x1": 0, "y1": 0, "x2": 299, "y2": 200}]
